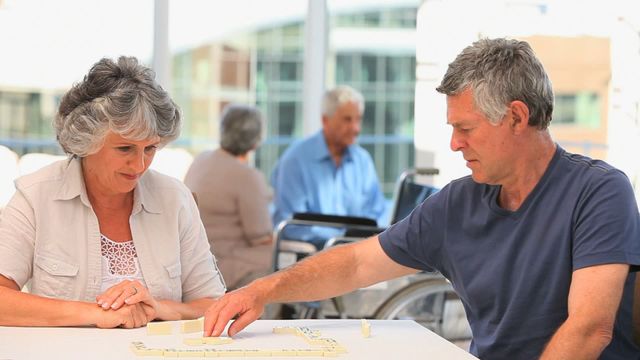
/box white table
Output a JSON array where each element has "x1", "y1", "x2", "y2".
[{"x1": 0, "y1": 319, "x2": 478, "y2": 359}]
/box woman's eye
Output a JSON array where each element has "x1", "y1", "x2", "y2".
[
  {"x1": 145, "y1": 145, "x2": 158, "y2": 153},
  {"x1": 116, "y1": 146, "x2": 132, "y2": 152}
]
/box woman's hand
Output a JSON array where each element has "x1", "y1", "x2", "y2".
[
  {"x1": 94, "y1": 302, "x2": 154, "y2": 329},
  {"x1": 96, "y1": 280, "x2": 158, "y2": 319}
]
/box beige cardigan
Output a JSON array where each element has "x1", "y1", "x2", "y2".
[
  {"x1": 0, "y1": 158, "x2": 226, "y2": 302},
  {"x1": 185, "y1": 149, "x2": 273, "y2": 289}
]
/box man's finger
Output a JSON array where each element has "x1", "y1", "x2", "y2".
[{"x1": 228, "y1": 311, "x2": 259, "y2": 337}]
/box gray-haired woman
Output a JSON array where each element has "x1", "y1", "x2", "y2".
[
  {"x1": 0, "y1": 56, "x2": 225, "y2": 328},
  {"x1": 184, "y1": 104, "x2": 273, "y2": 290}
]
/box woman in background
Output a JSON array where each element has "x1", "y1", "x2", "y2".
[{"x1": 185, "y1": 104, "x2": 273, "y2": 290}]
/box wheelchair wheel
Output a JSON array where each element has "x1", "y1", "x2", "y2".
[{"x1": 374, "y1": 278, "x2": 462, "y2": 338}]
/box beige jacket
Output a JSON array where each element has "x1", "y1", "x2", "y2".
[
  {"x1": 184, "y1": 149, "x2": 273, "y2": 289},
  {"x1": 0, "y1": 158, "x2": 226, "y2": 302}
]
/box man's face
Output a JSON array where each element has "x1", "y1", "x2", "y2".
[
  {"x1": 322, "y1": 101, "x2": 362, "y2": 152},
  {"x1": 447, "y1": 88, "x2": 515, "y2": 185}
]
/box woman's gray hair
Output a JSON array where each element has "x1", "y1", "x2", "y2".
[
  {"x1": 436, "y1": 38, "x2": 554, "y2": 129},
  {"x1": 219, "y1": 104, "x2": 264, "y2": 156},
  {"x1": 54, "y1": 56, "x2": 181, "y2": 156},
  {"x1": 322, "y1": 85, "x2": 365, "y2": 117}
]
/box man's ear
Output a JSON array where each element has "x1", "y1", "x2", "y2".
[{"x1": 509, "y1": 100, "x2": 530, "y2": 134}]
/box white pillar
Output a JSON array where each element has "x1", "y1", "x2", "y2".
[
  {"x1": 302, "y1": 0, "x2": 328, "y2": 135},
  {"x1": 153, "y1": 0, "x2": 171, "y2": 92}
]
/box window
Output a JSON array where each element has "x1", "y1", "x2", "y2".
[{"x1": 554, "y1": 92, "x2": 600, "y2": 128}]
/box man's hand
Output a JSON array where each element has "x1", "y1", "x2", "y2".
[
  {"x1": 95, "y1": 302, "x2": 154, "y2": 329},
  {"x1": 203, "y1": 285, "x2": 266, "y2": 337}
]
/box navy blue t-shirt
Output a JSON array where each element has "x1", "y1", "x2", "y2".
[{"x1": 379, "y1": 146, "x2": 640, "y2": 359}]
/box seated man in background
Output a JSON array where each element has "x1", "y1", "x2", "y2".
[
  {"x1": 204, "y1": 38, "x2": 640, "y2": 359},
  {"x1": 271, "y1": 85, "x2": 387, "y2": 249},
  {"x1": 185, "y1": 105, "x2": 273, "y2": 290}
]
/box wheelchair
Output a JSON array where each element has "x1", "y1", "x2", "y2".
[{"x1": 271, "y1": 168, "x2": 472, "y2": 342}]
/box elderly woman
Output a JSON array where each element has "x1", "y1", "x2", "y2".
[
  {"x1": 184, "y1": 104, "x2": 272, "y2": 290},
  {"x1": 0, "y1": 57, "x2": 225, "y2": 328}
]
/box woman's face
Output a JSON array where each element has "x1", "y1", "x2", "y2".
[{"x1": 82, "y1": 131, "x2": 160, "y2": 196}]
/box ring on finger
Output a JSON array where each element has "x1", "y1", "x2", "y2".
[{"x1": 131, "y1": 286, "x2": 138, "y2": 295}]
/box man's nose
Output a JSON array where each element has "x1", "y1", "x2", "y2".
[{"x1": 450, "y1": 132, "x2": 464, "y2": 151}]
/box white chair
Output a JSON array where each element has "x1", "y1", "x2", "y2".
[
  {"x1": 149, "y1": 147, "x2": 194, "y2": 181},
  {"x1": 0, "y1": 145, "x2": 19, "y2": 210},
  {"x1": 17, "y1": 153, "x2": 67, "y2": 177}
]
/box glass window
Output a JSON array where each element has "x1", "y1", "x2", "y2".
[
  {"x1": 278, "y1": 102, "x2": 297, "y2": 135},
  {"x1": 360, "y1": 54, "x2": 378, "y2": 83}
]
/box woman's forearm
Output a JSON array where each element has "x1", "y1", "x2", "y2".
[
  {"x1": 155, "y1": 298, "x2": 217, "y2": 321},
  {"x1": 0, "y1": 286, "x2": 100, "y2": 327}
]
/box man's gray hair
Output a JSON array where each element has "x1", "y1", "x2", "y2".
[
  {"x1": 54, "y1": 56, "x2": 181, "y2": 157},
  {"x1": 219, "y1": 104, "x2": 263, "y2": 156},
  {"x1": 436, "y1": 38, "x2": 554, "y2": 129},
  {"x1": 321, "y1": 85, "x2": 365, "y2": 117}
]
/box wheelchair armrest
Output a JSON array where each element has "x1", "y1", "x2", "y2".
[
  {"x1": 323, "y1": 236, "x2": 364, "y2": 249},
  {"x1": 280, "y1": 239, "x2": 318, "y2": 254},
  {"x1": 273, "y1": 214, "x2": 383, "y2": 272},
  {"x1": 292, "y1": 212, "x2": 377, "y2": 226}
]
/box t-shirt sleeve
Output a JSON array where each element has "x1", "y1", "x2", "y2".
[
  {"x1": 379, "y1": 188, "x2": 447, "y2": 273},
  {"x1": 572, "y1": 169, "x2": 640, "y2": 271}
]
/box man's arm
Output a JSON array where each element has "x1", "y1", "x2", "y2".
[
  {"x1": 540, "y1": 263, "x2": 629, "y2": 359},
  {"x1": 203, "y1": 236, "x2": 418, "y2": 337}
]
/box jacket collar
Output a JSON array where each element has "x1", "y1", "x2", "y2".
[{"x1": 54, "y1": 157, "x2": 161, "y2": 214}]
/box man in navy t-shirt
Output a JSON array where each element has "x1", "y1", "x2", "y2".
[{"x1": 202, "y1": 38, "x2": 640, "y2": 359}]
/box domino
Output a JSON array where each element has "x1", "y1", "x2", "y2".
[
  {"x1": 183, "y1": 338, "x2": 205, "y2": 346},
  {"x1": 146, "y1": 321, "x2": 173, "y2": 335},
  {"x1": 361, "y1": 319, "x2": 371, "y2": 338},
  {"x1": 203, "y1": 336, "x2": 234, "y2": 345},
  {"x1": 178, "y1": 349, "x2": 205, "y2": 357},
  {"x1": 181, "y1": 318, "x2": 204, "y2": 334}
]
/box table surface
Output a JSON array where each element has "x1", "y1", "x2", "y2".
[{"x1": 0, "y1": 319, "x2": 478, "y2": 360}]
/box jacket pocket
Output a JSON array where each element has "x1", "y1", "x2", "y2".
[
  {"x1": 33, "y1": 254, "x2": 79, "y2": 300},
  {"x1": 164, "y1": 262, "x2": 182, "y2": 301}
]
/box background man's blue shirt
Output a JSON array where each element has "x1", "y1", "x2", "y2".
[{"x1": 271, "y1": 131, "x2": 388, "y2": 231}]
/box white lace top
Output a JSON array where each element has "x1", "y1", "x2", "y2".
[{"x1": 100, "y1": 234, "x2": 146, "y2": 292}]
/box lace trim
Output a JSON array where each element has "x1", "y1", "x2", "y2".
[{"x1": 100, "y1": 235, "x2": 138, "y2": 276}]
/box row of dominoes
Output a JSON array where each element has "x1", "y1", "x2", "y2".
[
  {"x1": 272, "y1": 326, "x2": 347, "y2": 354},
  {"x1": 183, "y1": 337, "x2": 234, "y2": 346},
  {"x1": 130, "y1": 341, "x2": 342, "y2": 357}
]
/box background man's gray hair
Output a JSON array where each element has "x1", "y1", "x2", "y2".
[
  {"x1": 436, "y1": 38, "x2": 554, "y2": 129},
  {"x1": 219, "y1": 104, "x2": 264, "y2": 156},
  {"x1": 322, "y1": 85, "x2": 365, "y2": 117},
  {"x1": 54, "y1": 56, "x2": 181, "y2": 157}
]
